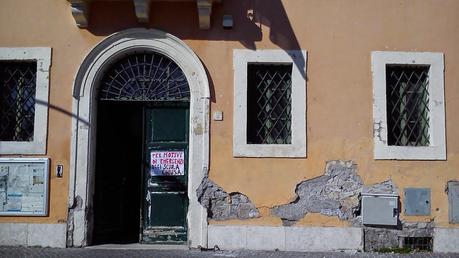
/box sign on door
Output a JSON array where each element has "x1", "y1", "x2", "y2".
[{"x1": 150, "y1": 151, "x2": 185, "y2": 176}]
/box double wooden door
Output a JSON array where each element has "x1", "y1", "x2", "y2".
[{"x1": 93, "y1": 102, "x2": 189, "y2": 244}]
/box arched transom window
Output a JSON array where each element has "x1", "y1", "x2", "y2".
[{"x1": 99, "y1": 52, "x2": 190, "y2": 101}]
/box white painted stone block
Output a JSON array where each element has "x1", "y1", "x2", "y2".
[
  {"x1": 28, "y1": 224, "x2": 66, "y2": 248},
  {"x1": 246, "y1": 226, "x2": 285, "y2": 250},
  {"x1": 433, "y1": 228, "x2": 459, "y2": 253},
  {"x1": 208, "y1": 225, "x2": 246, "y2": 249},
  {"x1": 0, "y1": 223, "x2": 66, "y2": 247},
  {"x1": 0, "y1": 223, "x2": 27, "y2": 246},
  {"x1": 285, "y1": 227, "x2": 362, "y2": 251},
  {"x1": 208, "y1": 225, "x2": 362, "y2": 252}
]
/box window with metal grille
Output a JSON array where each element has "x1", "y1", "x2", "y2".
[
  {"x1": 403, "y1": 237, "x2": 432, "y2": 251},
  {"x1": 233, "y1": 49, "x2": 306, "y2": 157},
  {"x1": 247, "y1": 64, "x2": 292, "y2": 144},
  {"x1": 0, "y1": 61, "x2": 37, "y2": 141},
  {"x1": 372, "y1": 51, "x2": 445, "y2": 160},
  {"x1": 386, "y1": 65, "x2": 430, "y2": 147}
]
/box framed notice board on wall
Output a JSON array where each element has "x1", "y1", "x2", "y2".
[{"x1": 0, "y1": 158, "x2": 50, "y2": 216}]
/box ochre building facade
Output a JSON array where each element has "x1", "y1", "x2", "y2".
[{"x1": 0, "y1": 0, "x2": 458, "y2": 252}]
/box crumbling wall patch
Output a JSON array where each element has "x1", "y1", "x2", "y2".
[
  {"x1": 196, "y1": 177, "x2": 260, "y2": 220},
  {"x1": 363, "y1": 179, "x2": 398, "y2": 195},
  {"x1": 271, "y1": 160, "x2": 399, "y2": 226},
  {"x1": 197, "y1": 160, "x2": 399, "y2": 224},
  {"x1": 271, "y1": 160, "x2": 363, "y2": 225}
]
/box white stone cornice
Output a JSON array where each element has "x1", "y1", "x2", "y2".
[
  {"x1": 133, "y1": 0, "x2": 151, "y2": 23},
  {"x1": 197, "y1": 0, "x2": 212, "y2": 30},
  {"x1": 68, "y1": 0, "x2": 89, "y2": 28},
  {"x1": 66, "y1": 0, "x2": 221, "y2": 29}
]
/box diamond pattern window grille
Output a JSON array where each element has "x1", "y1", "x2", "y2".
[
  {"x1": 99, "y1": 52, "x2": 190, "y2": 101},
  {"x1": 386, "y1": 65, "x2": 430, "y2": 146},
  {"x1": 247, "y1": 64, "x2": 292, "y2": 144},
  {"x1": 0, "y1": 61, "x2": 37, "y2": 141}
]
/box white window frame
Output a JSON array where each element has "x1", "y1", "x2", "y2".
[
  {"x1": 0, "y1": 47, "x2": 51, "y2": 154},
  {"x1": 371, "y1": 51, "x2": 446, "y2": 160},
  {"x1": 233, "y1": 49, "x2": 307, "y2": 157}
]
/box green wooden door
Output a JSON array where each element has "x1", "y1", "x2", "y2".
[{"x1": 141, "y1": 104, "x2": 189, "y2": 243}]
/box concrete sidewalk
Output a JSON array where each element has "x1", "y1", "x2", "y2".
[{"x1": 0, "y1": 246, "x2": 458, "y2": 258}]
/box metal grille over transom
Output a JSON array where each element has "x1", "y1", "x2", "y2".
[
  {"x1": 0, "y1": 61, "x2": 37, "y2": 141},
  {"x1": 386, "y1": 65, "x2": 430, "y2": 146},
  {"x1": 247, "y1": 64, "x2": 292, "y2": 144},
  {"x1": 99, "y1": 52, "x2": 190, "y2": 101}
]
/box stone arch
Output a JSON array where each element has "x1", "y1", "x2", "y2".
[{"x1": 68, "y1": 28, "x2": 210, "y2": 247}]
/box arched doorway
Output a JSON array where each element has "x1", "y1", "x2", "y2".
[
  {"x1": 68, "y1": 29, "x2": 210, "y2": 247},
  {"x1": 93, "y1": 52, "x2": 191, "y2": 244}
]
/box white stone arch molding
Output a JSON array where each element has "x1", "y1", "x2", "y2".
[{"x1": 68, "y1": 28, "x2": 210, "y2": 247}]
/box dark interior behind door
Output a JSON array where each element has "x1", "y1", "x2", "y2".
[{"x1": 93, "y1": 102, "x2": 142, "y2": 244}]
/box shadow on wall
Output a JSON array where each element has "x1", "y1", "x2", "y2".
[
  {"x1": 86, "y1": 0, "x2": 305, "y2": 79},
  {"x1": 36, "y1": 99, "x2": 89, "y2": 126}
]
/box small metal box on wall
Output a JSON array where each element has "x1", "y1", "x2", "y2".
[
  {"x1": 448, "y1": 181, "x2": 459, "y2": 223},
  {"x1": 404, "y1": 188, "x2": 431, "y2": 216},
  {"x1": 362, "y1": 193, "x2": 399, "y2": 226}
]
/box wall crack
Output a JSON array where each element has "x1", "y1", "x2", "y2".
[{"x1": 66, "y1": 195, "x2": 83, "y2": 247}]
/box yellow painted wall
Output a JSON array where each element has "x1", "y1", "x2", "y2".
[{"x1": 0, "y1": 0, "x2": 458, "y2": 229}]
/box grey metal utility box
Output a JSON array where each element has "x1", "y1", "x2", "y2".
[
  {"x1": 448, "y1": 181, "x2": 459, "y2": 223},
  {"x1": 362, "y1": 194, "x2": 399, "y2": 226},
  {"x1": 404, "y1": 188, "x2": 431, "y2": 216}
]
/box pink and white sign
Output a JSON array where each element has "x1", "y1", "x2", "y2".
[{"x1": 150, "y1": 151, "x2": 185, "y2": 176}]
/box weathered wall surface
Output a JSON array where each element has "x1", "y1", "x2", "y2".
[
  {"x1": 199, "y1": 0, "x2": 459, "y2": 229},
  {"x1": 0, "y1": 0, "x2": 100, "y2": 224},
  {"x1": 197, "y1": 177, "x2": 260, "y2": 220},
  {"x1": 0, "y1": 0, "x2": 458, "y2": 231}
]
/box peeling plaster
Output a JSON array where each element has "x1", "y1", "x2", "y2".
[
  {"x1": 272, "y1": 161, "x2": 363, "y2": 226},
  {"x1": 363, "y1": 179, "x2": 398, "y2": 195},
  {"x1": 196, "y1": 160, "x2": 401, "y2": 227},
  {"x1": 271, "y1": 160, "x2": 398, "y2": 226},
  {"x1": 196, "y1": 177, "x2": 260, "y2": 220}
]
